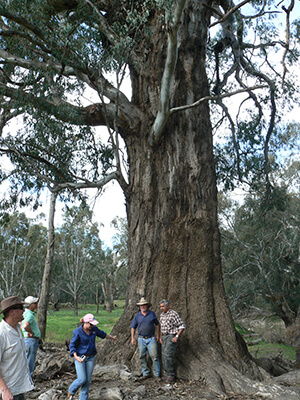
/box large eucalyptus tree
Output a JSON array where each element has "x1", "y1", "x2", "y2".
[{"x1": 0, "y1": 0, "x2": 299, "y2": 396}]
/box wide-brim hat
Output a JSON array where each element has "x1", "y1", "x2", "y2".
[
  {"x1": 1, "y1": 296, "x2": 25, "y2": 313},
  {"x1": 136, "y1": 297, "x2": 152, "y2": 307}
]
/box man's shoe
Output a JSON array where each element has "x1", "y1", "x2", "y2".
[
  {"x1": 139, "y1": 374, "x2": 151, "y2": 381},
  {"x1": 166, "y1": 377, "x2": 175, "y2": 383},
  {"x1": 67, "y1": 393, "x2": 74, "y2": 399},
  {"x1": 154, "y1": 376, "x2": 161, "y2": 382}
]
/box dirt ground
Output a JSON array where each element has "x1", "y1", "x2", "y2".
[
  {"x1": 29, "y1": 369, "x2": 277, "y2": 400},
  {"x1": 27, "y1": 341, "x2": 299, "y2": 400}
]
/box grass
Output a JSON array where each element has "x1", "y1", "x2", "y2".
[
  {"x1": 45, "y1": 301, "x2": 125, "y2": 343},
  {"x1": 248, "y1": 341, "x2": 296, "y2": 360},
  {"x1": 235, "y1": 321, "x2": 296, "y2": 361}
]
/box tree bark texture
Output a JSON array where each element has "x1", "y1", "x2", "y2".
[
  {"x1": 101, "y1": 279, "x2": 114, "y2": 313},
  {"x1": 98, "y1": 1, "x2": 267, "y2": 393},
  {"x1": 38, "y1": 191, "x2": 57, "y2": 339}
]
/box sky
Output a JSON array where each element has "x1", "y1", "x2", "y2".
[{"x1": 44, "y1": 182, "x2": 126, "y2": 249}]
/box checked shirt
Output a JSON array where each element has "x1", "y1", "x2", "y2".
[{"x1": 160, "y1": 309, "x2": 185, "y2": 335}]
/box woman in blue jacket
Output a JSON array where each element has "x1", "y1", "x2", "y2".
[{"x1": 68, "y1": 313, "x2": 116, "y2": 399}]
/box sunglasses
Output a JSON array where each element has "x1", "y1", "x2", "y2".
[{"x1": 12, "y1": 305, "x2": 24, "y2": 310}]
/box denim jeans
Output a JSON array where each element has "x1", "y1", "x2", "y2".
[
  {"x1": 161, "y1": 335, "x2": 177, "y2": 378},
  {"x1": 24, "y1": 337, "x2": 40, "y2": 379},
  {"x1": 68, "y1": 356, "x2": 95, "y2": 400},
  {"x1": 138, "y1": 336, "x2": 160, "y2": 377},
  {"x1": 13, "y1": 395, "x2": 25, "y2": 400}
]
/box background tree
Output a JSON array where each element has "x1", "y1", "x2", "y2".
[
  {"x1": 54, "y1": 204, "x2": 102, "y2": 315},
  {"x1": 0, "y1": 94, "x2": 115, "y2": 336},
  {"x1": 0, "y1": 0, "x2": 299, "y2": 397},
  {"x1": 87, "y1": 218, "x2": 128, "y2": 313},
  {"x1": 111, "y1": 217, "x2": 128, "y2": 300},
  {"x1": 88, "y1": 229, "x2": 106, "y2": 313},
  {"x1": 99, "y1": 248, "x2": 115, "y2": 313},
  {"x1": 0, "y1": 212, "x2": 47, "y2": 298},
  {"x1": 220, "y1": 176, "x2": 300, "y2": 327},
  {"x1": 21, "y1": 214, "x2": 48, "y2": 296}
]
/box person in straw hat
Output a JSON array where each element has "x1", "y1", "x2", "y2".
[
  {"x1": 0, "y1": 296, "x2": 34, "y2": 400},
  {"x1": 130, "y1": 297, "x2": 161, "y2": 380}
]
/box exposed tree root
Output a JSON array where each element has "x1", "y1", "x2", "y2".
[{"x1": 97, "y1": 340, "x2": 300, "y2": 399}]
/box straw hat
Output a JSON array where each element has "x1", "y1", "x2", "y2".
[{"x1": 136, "y1": 297, "x2": 152, "y2": 307}]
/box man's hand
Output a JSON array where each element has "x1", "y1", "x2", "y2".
[
  {"x1": 131, "y1": 338, "x2": 136, "y2": 346},
  {"x1": 0, "y1": 375, "x2": 13, "y2": 400},
  {"x1": 23, "y1": 321, "x2": 34, "y2": 337},
  {"x1": 1, "y1": 387, "x2": 13, "y2": 400}
]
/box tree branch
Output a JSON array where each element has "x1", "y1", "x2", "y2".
[
  {"x1": 169, "y1": 85, "x2": 267, "y2": 114},
  {"x1": 149, "y1": 0, "x2": 187, "y2": 145},
  {"x1": 208, "y1": 0, "x2": 252, "y2": 28},
  {"x1": 54, "y1": 171, "x2": 120, "y2": 191},
  {"x1": 0, "y1": 108, "x2": 22, "y2": 136},
  {"x1": 84, "y1": 0, "x2": 119, "y2": 45},
  {"x1": 281, "y1": 0, "x2": 295, "y2": 86},
  {"x1": 0, "y1": 82, "x2": 141, "y2": 137}
]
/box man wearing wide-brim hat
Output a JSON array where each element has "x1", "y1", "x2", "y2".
[
  {"x1": 130, "y1": 297, "x2": 161, "y2": 380},
  {"x1": 0, "y1": 296, "x2": 34, "y2": 399}
]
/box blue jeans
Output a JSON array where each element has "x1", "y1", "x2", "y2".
[
  {"x1": 24, "y1": 338, "x2": 39, "y2": 379},
  {"x1": 161, "y1": 335, "x2": 177, "y2": 378},
  {"x1": 68, "y1": 356, "x2": 95, "y2": 400},
  {"x1": 138, "y1": 337, "x2": 160, "y2": 377}
]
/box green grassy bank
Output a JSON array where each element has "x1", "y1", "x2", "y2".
[
  {"x1": 235, "y1": 322, "x2": 296, "y2": 361},
  {"x1": 43, "y1": 303, "x2": 295, "y2": 361},
  {"x1": 45, "y1": 301, "x2": 124, "y2": 343}
]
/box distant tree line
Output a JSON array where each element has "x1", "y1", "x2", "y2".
[
  {"x1": 220, "y1": 160, "x2": 300, "y2": 327},
  {"x1": 0, "y1": 206, "x2": 128, "y2": 315},
  {"x1": 1, "y1": 166, "x2": 298, "y2": 327}
]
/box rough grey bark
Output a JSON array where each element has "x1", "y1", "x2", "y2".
[
  {"x1": 37, "y1": 191, "x2": 57, "y2": 339},
  {"x1": 101, "y1": 280, "x2": 114, "y2": 313},
  {"x1": 99, "y1": 2, "x2": 268, "y2": 394}
]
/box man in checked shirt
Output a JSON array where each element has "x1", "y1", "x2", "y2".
[{"x1": 159, "y1": 299, "x2": 185, "y2": 383}]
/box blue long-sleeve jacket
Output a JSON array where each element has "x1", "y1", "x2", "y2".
[{"x1": 69, "y1": 325, "x2": 106, "y2": 357}]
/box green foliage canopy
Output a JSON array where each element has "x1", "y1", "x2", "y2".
[{"x1": 220, "y1": 182, "x2": 300, "y2": 326}]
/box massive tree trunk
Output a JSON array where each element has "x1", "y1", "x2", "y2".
[
  {"x1": 94, "y1": 2, "x2": 300, "y2": 398},
  {"x1": 99, "y1": 2, "x2": 267, "y2": 395}
]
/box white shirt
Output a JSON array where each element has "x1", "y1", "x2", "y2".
[{"x1": 0, "y1": 319, "x2": 34, "y2": 396}]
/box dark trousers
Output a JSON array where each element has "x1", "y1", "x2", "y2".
[
  {"x1": 161, "y1": 334, "x2": 177, "y2": 378},
  {"x1": 13, "y1": 395, "x2": 25, "y2": 400}
]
